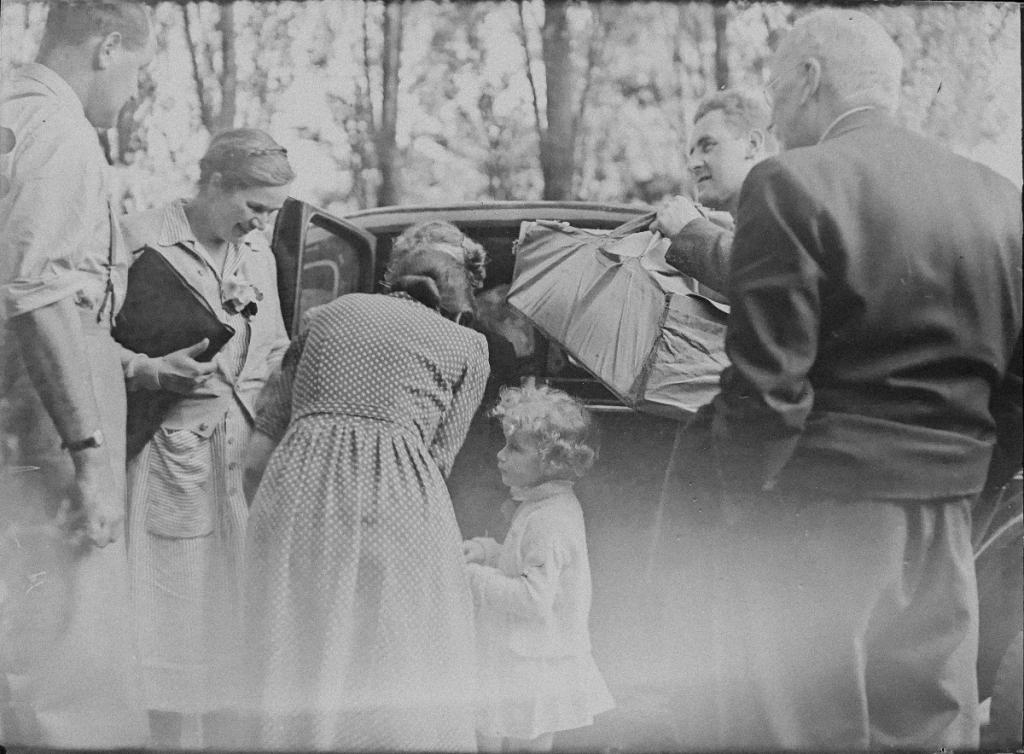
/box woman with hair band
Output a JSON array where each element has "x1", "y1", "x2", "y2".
[
  {"x1": 242, "y1": 229, "x2": 489, "y2": 750},
  {"x1": 118, "y1": 128, "x2": 294, "y2": 747}
]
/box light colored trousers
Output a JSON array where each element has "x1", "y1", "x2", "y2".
[
  {"x1": 1, "y1": 313, "x2": 146, "y2": 747},
  {"x1": 670, "y1": 492, "x2": 980, "y2": 750}
]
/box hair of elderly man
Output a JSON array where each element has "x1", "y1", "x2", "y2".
[
  {"x1": 38, "y1": 1, "x2": 152, "y2": 55},
  {"x1": 387, "y1": 220, "x2": 487, "y2": 291},
  {"x1": 777, "y1": 8, "x2": 903, "y2": 114},
  {"x1": 198, "y1": 128, "x2": 295, "y2": 190}
]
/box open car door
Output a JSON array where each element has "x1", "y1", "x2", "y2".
[{"x1": 271, "y1": 197, "x2": 376, "y2": 336}]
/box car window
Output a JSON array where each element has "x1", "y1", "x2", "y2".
[{"x1": 295, "y1": 216, "x2": 367, "y2": 325}]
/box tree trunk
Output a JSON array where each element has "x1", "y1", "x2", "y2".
[
  {"x1": 540, "y1": 0, "x2": 575, "y2": 200},
  {"x1": 376, "y1": 0, "x2": 403, "y2": 207},
  {"x1": 713, "y1": 4, "x2": 730, "y2": 91},
  {"x1": 183, "y1": 3, "x2": 215, "y2": 132},
  {"x1": 217, "y1": 2, "x2": 237, "y2": 131}
]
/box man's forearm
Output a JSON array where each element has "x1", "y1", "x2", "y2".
[
  {"x1": 665, "y1": 217, "x2": 733, "y2": 297},
  {"x1": 11, "y1": 297, "x2": 103, "y2": 446}
]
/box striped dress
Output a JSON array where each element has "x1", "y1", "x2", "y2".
[
  {"x1": 121, "y1": 201, "x2": 288, "y2": 716},
  {"x1": 126, "y1": 327, "x2": 252, "y2": 714}
]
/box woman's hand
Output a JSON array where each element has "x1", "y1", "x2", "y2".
[
  {"x1": 243, "y1": 430, "x2": 277, "y2": 505},
  {"x1": 155, "y1": 339, "x2": 218, "y2": 394}
]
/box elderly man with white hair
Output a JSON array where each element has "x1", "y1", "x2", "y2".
[{"x1": 654, "y1": 8, "x2": 1022, "y2": 750}]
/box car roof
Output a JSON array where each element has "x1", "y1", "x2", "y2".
[{"x1": 340, "y1": 200, "x2": 651, "y2": 234}]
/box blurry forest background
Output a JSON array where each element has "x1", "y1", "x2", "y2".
[{"x1": 2, "y1": 0, "x2": 1020, "y2": 216}]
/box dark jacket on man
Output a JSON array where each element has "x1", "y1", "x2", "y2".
[{"x1": 705, "y1": 107, "x2": 1022, "y2": 501}]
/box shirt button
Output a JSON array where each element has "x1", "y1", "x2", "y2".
[
  {"x1": 198, "y1": 422, "x2": 210, "y2": 432},
  {"x1": 229, "y1": 462, "x2": 238, "y2": 470},
  {"x1": 227, "y1": 438, "x2": 235, "y2": 445}
]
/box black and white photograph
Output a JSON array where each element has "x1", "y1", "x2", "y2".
[{"x1": 0, "y1": 1, "x2": 1021, "y2": 751}]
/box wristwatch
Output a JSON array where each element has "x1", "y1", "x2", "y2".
[{"x1": 62, "y1": 430, "x2": 104, "y2": 452}]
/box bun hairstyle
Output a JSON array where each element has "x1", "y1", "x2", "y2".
[
  {"x1": 198, "y1": 128, "x2": 295, "y2": 190},
  {"x1": 390, "y1": 220, "x2": 487, "y2": 291},
  {"x1": 491, "y1": 380, "x2": 598, "y2": 480},
  {"x1": 387, "y1": 247, "x2": 477, "y2": 326}
]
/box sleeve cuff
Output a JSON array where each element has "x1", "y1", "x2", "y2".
[
  {"x1": 3, "y1": 272, "x2": 95, "y2": 319},
  {"x1": 123, "y1": 352, "x2": 162, "y2": 391}
]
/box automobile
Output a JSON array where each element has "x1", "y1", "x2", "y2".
[{"x1": 269, "y1": 197, "x2": 1023, "y2": 749}]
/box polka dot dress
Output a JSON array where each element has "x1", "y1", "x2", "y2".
[{"x1": 244, "y1": 293, "x2": 489, "y2": 751}]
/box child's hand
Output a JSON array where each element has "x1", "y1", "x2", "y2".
[{"x1": 462, "y1": 539, "x2": 486, "y2": 564}]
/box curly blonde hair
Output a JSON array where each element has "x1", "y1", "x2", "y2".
[
  {"x1": 491, "y1": 380, "x2": 597, "y2": 480},
  {"x1": 387, "y1": 220, "x2": 487, "y2": 291}
]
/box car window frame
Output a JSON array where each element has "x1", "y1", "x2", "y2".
[{"x1": 271, "y1": 197, "x2": 377, "y2": 336}]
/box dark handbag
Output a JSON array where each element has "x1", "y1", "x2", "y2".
[{"x1": 112, "y1": 247, "x2": 235, "y2": 458}]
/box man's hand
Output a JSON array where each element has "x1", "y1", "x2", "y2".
[
  {"x1": 66, "y1": 448, "x2": 123, "y2": 547},
  {"x1": 652, "y1": 195, "x2": 704, "y2": 237},
  {"x1": 155, "y1": 338, "x2": 218, "y2": 394}
]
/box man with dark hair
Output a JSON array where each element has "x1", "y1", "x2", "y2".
[
  {"x1": 656, "y1": 8, "x2": 1021, "y2": 749},
  {"x1": 0, "y1": 0, "x2": 154, "y2": 746},
  {"x1": 652, "y1": 88, "x2": 774, "y2": 294}
]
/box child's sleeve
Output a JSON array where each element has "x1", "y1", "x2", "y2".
[
  {"x1": 468, "y1": 536, "x2": 502, "y2": 566},
  {"x1": 465, "y1": 522, "x2": 569, "y2": 619}
]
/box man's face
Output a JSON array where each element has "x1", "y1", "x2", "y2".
[
  {"x1": 86, "y1": 32, "x2": 155, "y2": 129},
  {"x1": 687, "y1": 109, "x2": 757, "y2": 210}
]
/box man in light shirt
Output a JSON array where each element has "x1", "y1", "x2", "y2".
[{"x1": 0, "y1": 1, "x2": 154, "y2": 746}]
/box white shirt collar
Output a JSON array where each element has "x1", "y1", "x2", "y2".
[
  {"x1": 817, "y1": 106, "x2": 877, "y2": 145},
  {"x1": 509, "y1": 479, "x2": 575, "y2": 502},
  {"x1": 18, "y1": 63, "x2": 87, "y2": 120}
]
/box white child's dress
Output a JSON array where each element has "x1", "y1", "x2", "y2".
[{"x1": 465, "y1": 479, "x2": 614, "y2": 740}]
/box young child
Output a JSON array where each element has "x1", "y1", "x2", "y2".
[{"x1": 463, "y1": 382, "x2": 614, "y2": 752}]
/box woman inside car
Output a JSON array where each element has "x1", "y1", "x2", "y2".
[{"x1": 117, "y1": 128, "x2": 294, "y2": 748}]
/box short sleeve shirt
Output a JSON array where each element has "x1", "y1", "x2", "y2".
[{"x1": 0, "y1": 63, "x2": 127, "y2": 325}]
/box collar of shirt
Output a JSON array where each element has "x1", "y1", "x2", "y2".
[
  {"x1": 16, "y1": 63, "x2": 87, "y2": 122},
  {"x1": 817, "y1": 106, "x2": 878, "y2": 145},
  {"x1": 156, "y1": 198, "x2": 258, "y2": 279},
  {"x1": 510, "y1": 479, "x2": 575, "y2": 502}
]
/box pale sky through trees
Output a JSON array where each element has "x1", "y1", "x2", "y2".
[{"x1": 1, "y1": 1, "x2": 1020, "y2": 215}]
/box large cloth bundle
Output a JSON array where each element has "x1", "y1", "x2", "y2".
[{"x1": 507, "y1": 213, "x2": 729, "y2": 419}]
